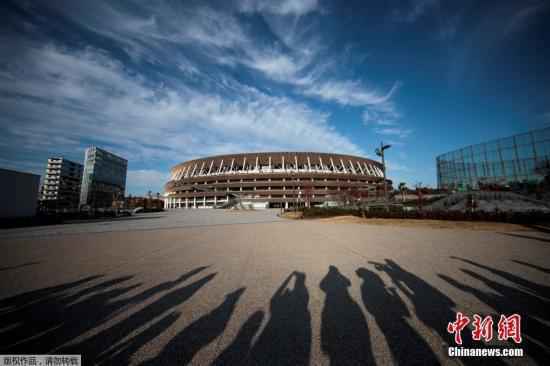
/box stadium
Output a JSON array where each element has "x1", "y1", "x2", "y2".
[{"x1": 164, "y1": 152, "x2": 387, "y2": 209}]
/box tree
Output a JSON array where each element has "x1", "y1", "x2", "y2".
[
  {"x1": 332, "y1": 191, "x2": 347, "y2": 207},
  {"x1": 415, "y1": 182, "x2": 424, "y2": 211},
  {"x1": 398, "y1": 182, "x2": 407, "y2": 202}
]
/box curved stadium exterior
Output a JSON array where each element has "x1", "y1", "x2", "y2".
[{"x1": 164, "y1": 152, "x2": 387, "y2": 209}]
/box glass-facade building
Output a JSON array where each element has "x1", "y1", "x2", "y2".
[
  {"x1": 80, "y1": 146, "x2": 128, "y2": 208},
  {"x1": 437, "y1": 127, "x2": 550, "y2": 190}
]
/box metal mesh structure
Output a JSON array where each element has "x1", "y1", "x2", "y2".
[{"x1": 437, "y1": 127, "x2": 550, "y2": 190}]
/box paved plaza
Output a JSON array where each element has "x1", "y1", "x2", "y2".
[{"x1": 1, "y1": 210, "x2": 549, "y2": 365}]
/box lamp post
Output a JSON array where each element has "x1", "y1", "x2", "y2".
[{"x1": 375, "y1": 142, "x2": 391, "y2": 209}]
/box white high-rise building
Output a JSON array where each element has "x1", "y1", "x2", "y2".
[{"x1": 40, "y1": 157, "x2": 83, "y2": 210}]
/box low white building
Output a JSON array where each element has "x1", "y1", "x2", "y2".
[{"x1": 0, "y1": 168, "x2": 40, "y2": 218}]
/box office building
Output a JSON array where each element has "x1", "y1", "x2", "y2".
[
  {"x1": 80, "y1": 147, "x2": 128, "y2": 208},
  {"x1": 40, "y1": 157, "x2": 83, "y2": 210},
  {"x1": 437, "y1": 127, "x2": 550, "y2": 190}
]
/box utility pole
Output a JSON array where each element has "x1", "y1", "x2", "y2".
[{"x1": 375, "y1": 142, "x2": 391, "y2": 210}]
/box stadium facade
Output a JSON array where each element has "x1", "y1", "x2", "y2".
[
  {"x1": 164, "y1": 152, "x2": 387, "y2": 209},
  {"x1": 437, "y1": 127, "x2": 550, "y2": 190}
]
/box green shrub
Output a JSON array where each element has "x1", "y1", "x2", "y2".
[
  {"x1": 302, "y1": 207, "x2": 358, "y2": 218},
  {"x1": 301, "y1": 207, "x2": 550, "y2": 224}
]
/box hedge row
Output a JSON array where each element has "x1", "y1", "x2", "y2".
[
  {"x1": 0, "y1": 215, "x2": 63, "y2": 229},
  {"x1": 1, "y1": 209, "x2": 165, "y2": 229},
  {"x1": 302, "y1": 207, "x2": 550, "y2": 224}
]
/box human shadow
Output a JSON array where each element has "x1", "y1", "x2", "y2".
[
  {"x1": 64, "y1": 271, "x2": 216, "y2": 364},
  {"x1": 320, "y1": 265, "x2": 375, "y2": 366},
  {"x1": 511, "y1": 259, "x2": 550, "y2": 274},
  {"x1": 99, "y1": 311, "x2": 181, "y2": 365},
  {"x1": 142, "y1": 287, "x2": 245, "y2": 365},
  {"x1": 247, "y1": 271, "x2": 311, "y2": 366},
  {"x1": 521, "y1": 223, "x2": 550, "y2": 234},
  {"x1": 368, "y1": 259, "x2": 505, "y2": 366},
  {"x1": 356, "y1": 268, "x2": 439, "y2": 365},
  {"x1": 451, "y1": 256, "x2": 550, "y2": 300},
  {"x1": 0, "y1": 274, "x2": 112, "y2": 349},
  {"x1": 0, "y1": 261, "x2": 40, "y2": 272},
  {"x1": 0, "y1": 275, "x2": 102, "y2": 314},
  {"x1": 439, "y1": 267, "x2": 550, "y2": 364},
  {"x1": 213, "y1": 310, "x2": 265, "y2": 365},
  {"x1": 65, "y1": 215, "x2": 166, "y2": 225},
  {"x1": 368, "y1": 259, "x2": 455, "y2": 343},
  {"x1": 213, "y1": 271, "x2": 311, "y2": 365},
  {"x1": 0, "y1": 266, "x2": 212, "y2": 366},
  {"x1": 498, "y1": 232, "x2": 550, "y2": 244}
]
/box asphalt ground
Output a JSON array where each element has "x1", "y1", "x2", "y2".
[{"x1": 0, "y1": 210, "x2": 549, "y2": 365}]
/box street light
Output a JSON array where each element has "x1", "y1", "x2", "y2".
[{"x1": 375, "y1": 142, "x2": 391, "y2": 208}]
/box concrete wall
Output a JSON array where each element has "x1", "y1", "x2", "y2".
[{"x1": 0, "y1": 168, "x2": 40, "y2": 218}]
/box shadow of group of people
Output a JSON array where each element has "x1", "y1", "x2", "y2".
[
  {"x1": 319, "y1": 263, "x2": 444, "y2": 366},
  {"x1": 439, "y1": 256, "x2": 550, "y2": 365},
  {"x1": 215, "y1": 264, "x2": 443, "y2": 365},
  {"x1": 1, "y1": 257, "x2": 548, "y2": 365},
  {"x1": 223, "y1": 259, "x2": 549, "y2": 366}
]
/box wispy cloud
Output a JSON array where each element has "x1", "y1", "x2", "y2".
[
  {"x1": 242, "y1": 49, "x2": 309, "y2": 81},
  {"x1": 238, "y1": 0, "x2": 320, "y2": 16},
  {"x1": 392, "y1": 0, "x2": 439, "y2": 23},
  {"x1": 436, "y1": 14, "x2": 461, "y2": 41},
  {"x1": 447, "y1": 1, "x2": 548, "y2": 87},
  {"x1": 373, "y1": 127, "x2": 413, "y2": 139},
  {"x1": 385, "y1": 160, "x2": 411, "y2": 172},
  {"x1": 299, "y1": 77, "x2": 411, "y2": 140},
  {"x1": 0, "y1": 1, "x2": 413, "y2": 192},
  {"x1": 361, "y1": 95, "x2": 401, "y2": 126},
  {"x1": 505, "y1": 2, "x2": 548, "y2": 36},
  {"x1": 37, "y1": 1, "x2": 402, "y2": 118},
  {"x1": 0, "y1": 41, "x2": 363, "y2": 164},
  {"x1": 302, "y1": 80, "x2": 400, "y2": 107}
]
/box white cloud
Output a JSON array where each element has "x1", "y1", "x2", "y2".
[
  {"x1": 385, "y1": 160, "x2": 411, "y2": 172},
  {"x1": 37, "y1": 1, "x2": 403, "y2": 125},
  {"x1": 374, "y1": 127, "x2": 413, "y2": 139},
  {"x1": 362, "y1": 110, "x2": 398, "y2": 126},
  {"x1": 2, "y1": 1, "x2": 418, "y2": 193},
  {"x1": 505, "y1": 2, "x2": 547, "y2": 36},
  {"x1": 37, "y1": 2, "x2": 248, "y2": 64},
  {"x1": 244, "y1": 51, "x2": 305, "y2": 81},
  {"x1": 0, "y1": 42, "x2": 363, "y2": 169},
  {"x1": 302, "y1": 80, "x2": 399, "y2": 107},
  {"x1": 238, "y1": 0, "x2": 320, "y2": 16},
  {"x1": 178, "y1": 59, "x2": 201, "y2": 76},
  {"x1": 393, "y1": 0, "x2": 439, "y2": 23}
]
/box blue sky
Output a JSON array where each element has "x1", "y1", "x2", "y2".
[{"x1": 1, "y1": 0, "x2": 549, "y2": 195}]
